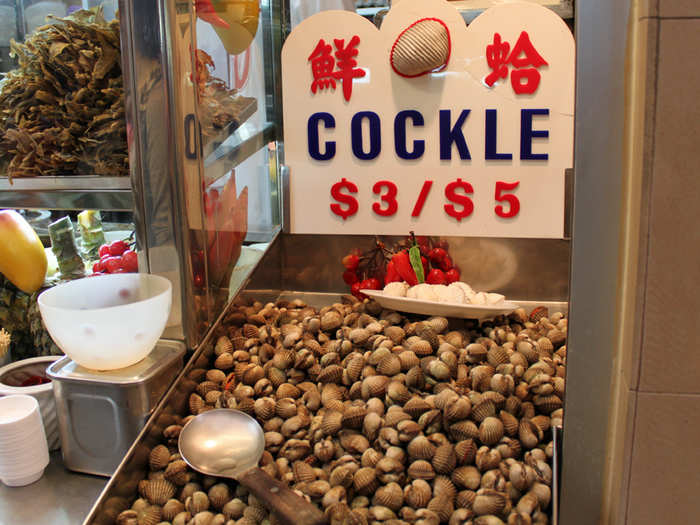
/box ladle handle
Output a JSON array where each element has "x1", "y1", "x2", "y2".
[{"x1": 238, "y1": 467, "x2": 326, "y2": 525}]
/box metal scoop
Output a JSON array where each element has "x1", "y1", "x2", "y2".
[{"x1": 178, "y1": 409, "x2": 326, "y2": 525}]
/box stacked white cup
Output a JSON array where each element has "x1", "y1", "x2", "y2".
[{"x1": 0, "y1": 395, "x2": 50, "y2": 487}]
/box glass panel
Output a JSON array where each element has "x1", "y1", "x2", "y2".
[{"x1": 0, "y1": 2, "x2": 127, "y2": 179}]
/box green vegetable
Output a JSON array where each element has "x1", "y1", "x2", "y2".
[
  {"x1": 48, "y1": 217, "x2": 86, "y2": 279},
  {"x1": 409, "y1": 245, "x2": 425, "y2": 283}
]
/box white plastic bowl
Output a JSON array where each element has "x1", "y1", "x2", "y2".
[{"x1": 38, "y1": 274, "x2": 172, "y2": 371}]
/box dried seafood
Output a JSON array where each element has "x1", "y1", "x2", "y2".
[
  {"x1": 117, "y1": 298, "x2": 566, "y2": 525},
  {"x1": 0, "y1": 8, "x2": 127, "y2": 179}
]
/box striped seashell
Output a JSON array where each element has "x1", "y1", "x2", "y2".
[
  {"x1": 205, "y1": 369, "x2": 226, "y2": 384},
  {"x1": 136, "y1": 505, "x2": 162, "y2": 525},
  {"x1": 321, "y1": 383, "x2": 345, "y2": 405},
  {"x1": 326, "y1": 399, "x2": 346, "y2": 413},
  {"x1": 426, "y1": 495, "x2": 453, "y2": 522},
  {"x1": 369, "y1": 347, "x2": 392, "y2": 366},
  {"x1": 362, "y1": 412, "x2": 383, "y2": 441},
  {"x1": 345, "y1": 355, "x2": 365, "y2": 382},
  {"x1": 475, "y1": 447, "x2": 502, "y2": 472},
  {"x1": 427, "y1": 359, "x2": 451, "y2": 381},
  {"x1": 433, "y1": 475, "x2": 457, "y2": 500},
  {"x1": 322, "y1": 410, "x2": 344, "y2": 436},
  {"x1": 426, "y1": 316, "x2": 449, "y2": 334},
  {"x1": 189, "y1": 393, "x2": 205, "y2": 414},
  {"x1": 149, "y1": 445, "x2": 170, "y2": 471},
  {"x1": 529, "y1": 482, "x2": 552, "y2": 508},
  {"x1": 267, "y1": 366, "x2": 286, "y2": 388},
  {"x1": 530, "y1": 415, "x2": 551, "y2": 433},
  {"x1": 398, "y1": 350, "x2": 420, "y2": 371},
  {"x1": 276, "y1": 382, "x2": 301, "y2": 399},
  {"x1": 432, "y1": 444, "x2": 457, "y2": 474},
  {"x1": 471, "y1": 399, "x2": 496, "y2": 423},
  {"x1": 520, "y1": 402, "x2": 536, "y2": 420},
  {"x1": 384, "y1": 326, "x2": 406, "y2": 344},
  {"x1": 361, "y1": 375, "x2": 390, "y2": 399},
  {"x1": 499, "y1": 410, "x2": 519, "y2": 437},
  {"x1": 403, "y1": 396, "x2": 432, "y2": 418},
  {"x1": 504, "y1": 395, "x2": 522, "y2": 417},
  {"x1": 479, "y1": 417, "x2": 505, "y2": 446},
  {"x1": 516, "y1": 341, "x2": 539, "y2": 363},
  {"x1": 339, "y1": 431, "x2": 370, "y2": 454},
  {"x1": 214, "y1": 336, "x2": 233, "y2": 355},
  {"x1": 203, "y1": 390, "x2": 221, "y2": 405},
  {"x1": 470, "y1": 365, "x2": 496, "y2": 391},
  {"x1": 409, "y1": 339, "x2": 433, "y2": 357},
  {"x1": 329, "y1": 465, "x2": 354, "y2": 488},
  {"x1": 115, "y1": 509, "x2": 138, "y2": 524},
  {"x1": 404, "y1": 479, "x2": 432, "y2": 508},
  {"x1": 552, "y1": 376, "x2": 565, "y2": 398},
  {"x1": 509, "y1": 352, "x2": 529, "y2": 369},
  {"x1": 304, "y1": 479, "x2": 331, "y2": 499},
  {"x1": 536, "y1": 336, "x2": 554, "y2": 354},
  {"x1": 342, "y1": 405, "x2": 367, "y2": 429},
  {"x1": 387, "y1": 381, "x2": 411, "y2": 405},
  {"x1": 533, "y1": 394, "x2": 562, "y2": 414},
  {"x1": 433, "y1": 388, "x2": 458, "y2": 411},
  {"x1": 377, "y1": 354, "x2": 402, "y2": 376},
  {"x1": 373, "y1": 482, "x2": 404, "y2": 511},
  {"x1": 508, "y1": 462, "x2": 536, "y2": 492},
  {"x1": 231, "y1": 335, "x2": 247, "y2": 350},
  {"x1": 361, "y1": 447, "x2": 383, "y2": 469},
  {"x1": 321, "y1": 311, "x2": 343, "y2": 332},
  {"x1": 444, "y1": 330, "x2": 464, "y2": 348},
  {"x1": 236, "y1": 397, "x2": 255, "y2": 414},
  {"x1": 455, "y1": 439, "x2": 477, "y2": 465},
  {"x1": 481, "y1": 391, "x2": 506, "y2": 410},
  {"x1": 179, "y1": 482, "x2": 202, "y2": 501},
  {"x1": 407, "y1": 435, "x2": 436, "y2": 461},
  {"x1": 487, "y1": 347, "x2": 510, "y2": 368},
  {"x1": 450, "y1": 420, "x2": 479, "y2": 441},
  {"x1": 207, "y1": 483, "x2": 230, "y2": 510},
  {"x1": 397, "y1": 419, "x2": 422, "y2": 442},
  {"x1": 407, "y1": 459, "x2": 435, "y2": 480},
  {"x1": 162, "y1": 499, "x2": 185, "y2": 521},
  {"x1": 508, "y1": 511, "x2": 533, "y2": 525},
  {"x1": 516, "y1": 492, "x2": 540, "y2": 515},
  {"x1": 452, "y1": 466, "x2": 481, "y2": 490},
  {"x1": 349, "y1": 328, "x2": 371, "y2": 345},
  {"x1": 304, "y1": 338, "x2": 323, "y2": 356},
  {"x1": 456, "y1": 489, "x2": 477, "y2": 509},
  {"x1": 242, "y1": 323, "x2": 259, "y2": 339},
  {"x1": 221, "y1": 498, "x2": 246, "y2": 521},
  {"x1": 353, "y1": 467, "x2": 379, "y2": 495},
  {"x1": 473, "y1": 489, "x2": 507, "y2": 516},
  {"x1": 384, "y1": 408, "x2": 412, "y2": 427},
  {"x1": 164, "y1": 460, "x2": 189, "y2": 486},
  {"x1": 320, "y1": 352, "x2": 341, "y2": 368},
  {"x1": 465, "y1": 343, "x2": 488, "y2": 364},
  {"x1": 406, "y1": 366, "x2": 426, "y2": 390},
  {"x1": 213, "y1": 352, "x2": 234, "y2": 371},
  {"x1": 293, "y1": 461, "x2": 316, "y2": 484},
  {"x1": 444, "y1": 397, "x2": 471, "y2": 422},
  {"x1": 145, "y1": 479, "x2": 176, "y2": 506},
  {"x1": 490, "y1": 374, "x2": 515, "y2": 396},
  {"x1": 275, "y1": 398, "x2": 297, "y2": 419},
  {"x1": 271, "y1": 349, "x2": 295, "y2": 370},
  {"x1": 451, "y1": 508, "x2": 476, "y2": 524}
]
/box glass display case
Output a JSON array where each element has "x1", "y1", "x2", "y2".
[{"x1": 0, "y1": 0, "x2": 286, "y2": 350}]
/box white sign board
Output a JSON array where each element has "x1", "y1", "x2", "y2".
[{"x1": 282, "y1": 0, "x2": 574, "y2": 237}]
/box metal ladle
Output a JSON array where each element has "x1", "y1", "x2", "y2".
[{"x1": 178, "y1": 409, "x2": 326, "y2": 525}]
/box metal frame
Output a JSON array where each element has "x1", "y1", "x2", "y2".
[{"x1": 559, "y1": 0, "x2": 630, "y2": 523}]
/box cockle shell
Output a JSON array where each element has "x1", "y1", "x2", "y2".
[
  {"x1": 214, "y1": 336, "x2": 233, "y2": 355},
  {"x1": 487, "y1": 347, "x2": 510, "y2": 368},
  {"x1": 434, "y1": 475, "x2": 457, "y2": 501},
  {"x1": 207, "y1": 483, "x2": 230, "y2": 510},
  {"x1": 222, "y1": 499, "x2": 246, "y2": 520},
  {"x1": 409, "y1": 339, "x2": 433, "y2": 357},
  {"x1": 426, "y1": 316, "x2": 449, "y2": 334},
  {"x1": 384, "y1": 325, "x2": 406, "y2": 344},
  {"x1": 162, "y1": 499, "x2": 185, "y2": 521},
  {"x1": 293, "y1": 461, "x2": 316, "y2": 484},
  {"x1": 518, "y1": 419, "x2": 542, "y2": 449},
  {"x1": 407, "y1": 435, "x2": 436, "y2": 460},
  {"x1": 473, "y1": 489, "x2": 507, "y2": 516},
  {"x1": 149, "y1": 445, "x2": 170, "y2": 471},
  {"x1": 407, "y1": 459, "x2": 435, "y2": 480},
  {"x1": 452, "y1": 466, "x2": 481, "y2": 490},
  {"x1": 321, "y1": 311, "x2": 343, "y2": 332},
  {"x1": 145, "y1": 478, "x2": 176, "y2": 505},
  {"x1": 164, "y1": 460, "x2": 189, "y2": 486},
  {"x1": 377, "y1": 354, "x2": 402, "y2": 376},
  {"x1": 432, "y1": 444, "x2": 457, "y2": 474},
  {"x1": 317, "y1": 364, "x2": 344, "y2": 384},
  {"x1": 455, "y1": 438, "x2": 477, "y2": 465},
  {"x1": 353, "y1": 467, "x2": 379, "y2": 495},
  {"x1": 373, "y1": 482, "x2": 404, "y2": 511},
  {"x1": 479, "y1": 417, "x2": 505, "y2": 446},
  {"x1": 339, "y1": 431, "x2": 370, "y2": 454},
  {"x1": 398, "y1": 350, "x2": 420, "y2": 371},
  {"x1": 427, "y1": 495, "x2": 453, "y2": 522},
  {"x1": 404, "y1": 396, "x2": 432, "y2": 418},
  {"x1": 444, "y1": 397, "x2": 471, "y2": 422},
  {"x1": 387, "y1": 381, "x2": 412, "y2": 405},
  {"x1": 186, "y1": 491, "x2": 210, "y2": 514},
  {"x1": 472, "y1": 400, "x2": 497, "y2": 423},
  {"x1": 499, "y1": 410, "x2": 519, "y2": 437},
  {"x1": 404, "y1": 479, "x2": 432, "y2": 508},
  {"x1": 342, "y1": 406, "x2": 367, "y2": 429},
  {"x1": 450, "y1": 420, "x2": 479, "y2": 441}
]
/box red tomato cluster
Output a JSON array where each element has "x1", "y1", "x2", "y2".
[
  {"x1": 92, "y1": 240, "x2": 138, "y2": 275},
  {"x1": 425, "y1": 247, "x2": 460, "y2": 285}
]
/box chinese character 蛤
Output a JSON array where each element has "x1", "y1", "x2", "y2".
[{"x1": 485, "y1": 31, "x2": 548, "y2": 95}]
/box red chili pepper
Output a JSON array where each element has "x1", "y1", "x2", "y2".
[
  {"x1": 391, "y1": 250, "x2": 418, "y2": 286},
  {"x1": 384, "y1": 260, "x2": 401, "y2": 285}
]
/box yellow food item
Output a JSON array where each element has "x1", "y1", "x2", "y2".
[
  {"x1": 0, "y1": 210, "x2": 47, "y2": 293},
  {"x1": 212, "y1": 0, "x2": 260, "y2": 55}
]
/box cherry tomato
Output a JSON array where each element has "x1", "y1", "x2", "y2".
[
  {"x1": 98, "y1": 244, "x2": 110, "y2": 258},
  {"x1": 364, "y1": 277, "x2": 381, "y2": 290},
  {"x1": 421, "y1": 256, "x2": 429, "y2": 278},
  {"x1": 351, "y1": 281, "x2": 365, "y2": 300},
  {"x1": 429, "y1": 248, "x2": 448, "y2": 266},
  {"x1": 92, "y1": 261, "x2": 104, "y2": 273},
  {"x1": 342, "y1": 269, "x2": 359, "y2": 285},
  {"x1": 426, "y1": 269, "x2": 447, "y2": 285},
  {"x1": 109, "y1": 240, "x2": 129, "y2": 256},
  {"x1": 342, "y1": 254, "x2": 360, "y2": 271},
  {"x1": 438, "y1": 255, "x2": 454, "y2": 272},
  {"x1": 103, "y1": 256, "x2": 123, "y2": 274},
  {"x1": 121, "y1": 250, "x2": 139, "y2": 273},
  {"x1": 445, "y1": 267, "x2": 461, "y2": 283}
]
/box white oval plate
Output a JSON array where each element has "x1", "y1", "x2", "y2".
[{"x1": 361, "y1": 289, "x2": 519, "y2": 320}]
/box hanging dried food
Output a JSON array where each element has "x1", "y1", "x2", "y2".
[{"x1": 0, "y1": 8, "x2": 127, "y2": 180}]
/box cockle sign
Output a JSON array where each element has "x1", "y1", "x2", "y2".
[{"x1": 282, "y1": 0, "x2": 575, "y2": 238}]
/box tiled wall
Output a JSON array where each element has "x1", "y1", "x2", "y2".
[{"x1": 622, "y1": 1, "x2": 700, "y2": 523}]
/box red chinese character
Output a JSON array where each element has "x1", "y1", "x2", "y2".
[
  {"x1": 485, "y1": 33, "x2": 510, "y2": 87},
  {"x1": 332, "y1": 36, "x2": 366, "y2": 102},
  {"x1": 485, "y1": 31, "x2": 548, "y2": 95},
  {"x1": 308, "y1": 39, "x2": 336, "y2": 93},
  {"x1": 507, "y1": 32, "x2": 548, "y2": 94}
]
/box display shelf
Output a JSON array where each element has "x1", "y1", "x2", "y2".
[
  {"x1": 203, "y1": 121, "x2": 277, "y2": 186},
  {"x1": 0, "y1": 176, "x2": 133, "y2": 211},
  {"x1": 201, "y1": 97, "x2": 259, "y2": 160},
  {"x1": 451, "y1": 0, "x2": 573, "y2": 23}
]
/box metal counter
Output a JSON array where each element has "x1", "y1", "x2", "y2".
[{"x1": 0, "y1": 452, "x2": 107, "y2": 525}]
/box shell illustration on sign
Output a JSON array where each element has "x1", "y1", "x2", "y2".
[{"x1": 390, "y1": 18, "x2": 451, "y2": 77}]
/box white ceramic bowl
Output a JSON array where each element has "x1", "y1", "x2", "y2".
[
  {"x1": 0, "y1": 357, "x2": 61, "y2": 450},
  {"x1": 38, "y1": 274, "x2": 172, "y2": 371}
]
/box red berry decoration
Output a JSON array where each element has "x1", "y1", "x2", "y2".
[
  {"x1": 429, "y1": 247, "x2": 448, "y2": 266},
  {"x1": 426, "y1": 269, "x2": 447, "y2": 285},
  {"x1": 122, "y1": 250, "x2": 139, "y2": 273},
  {"x1": 92, "y1": 261, "x2": 104, "y2": 273},
  {"x1": 109, "y1": 240, "x2": 129, "y2": 256},
  {"x1": 351, "y1": 281, "x2": 365, "y2": 300},
  {"x1": 98, "y1": 244, "x2": 110, "y2": 258},
  {"x1": 438, "y1": 254, "x2": 453, "y2": 272},
  {"x1": 342, "y1": 269, "x2": 359, "y2": 285},
  {"x1": 445, "y1": 267, "x2": 460, "y2": 283},
  {"x1": 103, "y1": 256, "x2": 123, "y2": 274},
  {"x1": 342, "y1": 254, "x2": 360, "y2": 271},
  {"x1": 364, "y1": 277, "x2": 381, "y2": 290}
]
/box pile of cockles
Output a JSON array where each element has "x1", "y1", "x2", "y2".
[
  {"x1": 113, "y1": 296, "x2": 565, "y2": 525},
  {"x1": 383, "y1": 282, "x2": 506, "y2": 306}
]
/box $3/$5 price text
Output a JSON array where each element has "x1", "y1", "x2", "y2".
[{"x1": 330, "y1": 178, "x2": 521, "y2": 221}]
